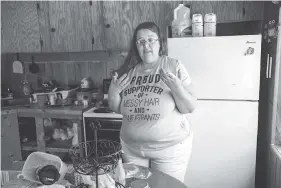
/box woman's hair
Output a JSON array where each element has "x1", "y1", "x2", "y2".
[{"x1": 116, "y1": 22, "x2": 164, "y2": 77}]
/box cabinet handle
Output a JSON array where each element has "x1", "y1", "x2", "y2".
[
  {"x1": 269, "y1": 56, "x2": 273, "y2": 79},
  {"x1": 266, "y1": 54, "x2": 270, "y2": 78}
]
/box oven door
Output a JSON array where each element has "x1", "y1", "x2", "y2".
[{"x1": 84, "y1": 117, "x2": 122, "y2": 143}]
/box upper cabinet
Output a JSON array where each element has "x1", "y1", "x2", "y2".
[
  {"x1": 1, "y1": 1, "x2": 41, "y2": 53},
  {"x1": 38, "y1": 1, "x2": 93, "y2": 52},
  {"x1": 102, "y1": 1, "x2": 134, "y2": 50},
  {"x1": 102, "y1": 1, "x2": 170, "y2": 50},
  {"x1": 1, "y1": 1, "x2": 264, "y2": 53}
]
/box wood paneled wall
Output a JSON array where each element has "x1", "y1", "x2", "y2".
[
  {"x1": 1, "y1": 51, "x2": 126, "y2": 96},
  {"x1": 1, "y1": 1, "x2": 264, "y2": 96}
]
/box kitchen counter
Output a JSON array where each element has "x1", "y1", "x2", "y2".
[{"x1": 2, "y1": 103, "x2": 95, "y2": 120}]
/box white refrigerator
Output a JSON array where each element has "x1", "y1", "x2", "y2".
[{"x1": 168, "y1": 35, "x2": 262, "y2": 188}]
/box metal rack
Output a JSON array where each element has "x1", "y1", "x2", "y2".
[{"x1": 69, "y1": 121, "x2": 124, "y2": 188}]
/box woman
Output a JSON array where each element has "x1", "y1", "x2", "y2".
[{"x1": 108, "y1": 22, "x2": 197, "y2": 183}]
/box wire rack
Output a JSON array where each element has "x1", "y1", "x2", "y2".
[
  {"x1": 69, "y1": 139, "x2": 122, "y2": 175},
  {"x1": 69, "y1": 120, "x2": 124, "y2": 188}
]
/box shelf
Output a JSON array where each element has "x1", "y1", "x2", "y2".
[
  {"x1": 22, "y1": 139, "x2": 73, "y2": 153},
  {"x1": 46, "y1": 139, "x2": 72, "y2": 153},
  {"x1": 21, "y1": 141, "x2": 37, "y2": 151}
]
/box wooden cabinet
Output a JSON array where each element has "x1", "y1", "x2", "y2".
[
  {"x1": 1, "y1": 109, "x2": 22, "y2": 170},
  {"x1": 1, "y1": 1, "x2": 41, "y2": 53},
  {"x1": 102, "y1": 1, "x2": 172, "y2": 50},
  {"x1": 38, "y1": 1, "x2": 93, "y2": 52},
  {"x1": 102, "y1": 1, "x2": 133, "y2": 50},
  {"x1": 1, "y1": 1, "x2": 264, "y2": 53}
]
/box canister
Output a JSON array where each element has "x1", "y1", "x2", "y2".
[
  {"x1": 204, "y1": 13, "x2": 217, "y2": 36},
  {"x1": 192, "y1": 14, "x2": 203, "y2": 37}
]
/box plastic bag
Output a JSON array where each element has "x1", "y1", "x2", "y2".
[{"x1": 123, "y1": 164, "x2": 152, "y2": 179}]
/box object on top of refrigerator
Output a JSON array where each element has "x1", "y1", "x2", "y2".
[
  {"x1": 171, "y1": 3, "x2": 192, "y2": 38},
  {"x1": 204, "y1": 13, "x2": 217, "y2": 37},
  {"x1": 192, "y1": 14, "x2": 203, "y2": 37}
]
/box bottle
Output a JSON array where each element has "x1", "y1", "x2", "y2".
[
  {"x1": 204, "y1": 13, "x2": 217, "y2": 37},
  {"x1": 192, "y1": 14, "x2": 203, "y2": 37},
  {"x1": 171, "y1": 4, "x2": 192, "y2": 37}
]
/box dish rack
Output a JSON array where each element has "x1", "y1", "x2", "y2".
[{"x1": 69, "y1": 121, "x2": 124, "y2": 188}]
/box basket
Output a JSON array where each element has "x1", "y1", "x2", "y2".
[
  {"x1": 17, "y1": 152, "x2": 68, "y2": 184},
  {"x1": 69, "y1": 139, "x2": 122, "y2": 175}
]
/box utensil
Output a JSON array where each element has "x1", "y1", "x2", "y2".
[
  {"x1": 29, "y1": 56, "x2": 39, "y2": 74},
  {"x1": 12, "y1": 53, "x2": 24, "y2": 74}
]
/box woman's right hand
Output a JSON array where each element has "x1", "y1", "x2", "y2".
[{"x1": 109, "y1": 72, "x2": 130, "y2": 95}]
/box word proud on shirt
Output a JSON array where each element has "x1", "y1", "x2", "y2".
[{"x1": 123, "y1": 74, "x2": 165, "y2": 122}]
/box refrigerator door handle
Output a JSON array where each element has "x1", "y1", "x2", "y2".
[
  {"x1": 266, "y1": 54, "x2": 270, "y2": 78},
  {"x1": 269, "y1": 56, "x2": 273, "y2": 78}
]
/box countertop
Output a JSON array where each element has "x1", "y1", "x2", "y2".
[{"x1": 1, "y1": 103, "x2": 95, "y2": 119}]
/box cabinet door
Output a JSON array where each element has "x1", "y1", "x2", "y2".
[
  {"x1": 242, "y1": 1, "x2": 263, "y2": 21},
  {"x1": 90, "y1": 1, "x2": 104, "y2": 50},
  {"x1": 1, "y1": 1, "x2": 41, "y2": 53},
  {"x1": 1, "y1": 110, "x2": 22, "y2": 170},
  {"x1": 46, "y1": 1, "x2": 93, "y2": 52},
  {"x1": 263, "y1": 2, "x2": 280, "y2": 144},
  {"x1": 102, "y1": 1, "x2": 134, "y2": 50}
]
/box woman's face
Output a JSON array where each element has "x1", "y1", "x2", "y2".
[{"x1": 136, "y1": 29, "x2": 160, "y2": 64}]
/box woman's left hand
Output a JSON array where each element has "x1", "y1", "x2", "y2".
[{"x1": 159, "y1": 68, "x2": 182, "y2": 90}]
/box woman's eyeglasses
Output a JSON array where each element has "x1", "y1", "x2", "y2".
[{"x1": 136, "y1": 38, "x2": 159, "y2": 46}]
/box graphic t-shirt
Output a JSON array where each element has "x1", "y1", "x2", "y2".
[{"x1": 120, "y1": 55, "x2": 192, "y2": 150}]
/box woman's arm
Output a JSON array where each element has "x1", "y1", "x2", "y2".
[
  {"x1": 170, "y1": 82, "x2": 197, "y2": 114},
  {"x1": 108, "y1": 92, "x2": 122, "y2": 113},
  {"x1": 160, "y1": 61, "x2": 197, "y2": 114},
  {"x1": 108, "y1": 72, "x2": 130, "y2": 113}
]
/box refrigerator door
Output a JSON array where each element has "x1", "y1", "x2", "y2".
[
  {"x1": 168, "y1": 35, "x2": 261, "y2": 100},
  {"x1": 184, "y1": 100, "x2": 258, "y2": 188}
]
